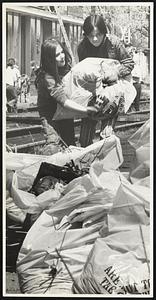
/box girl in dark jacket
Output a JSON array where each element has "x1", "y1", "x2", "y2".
[
  {"x1": 77, "y1": 15, "x2": 134, "y2": 146},
  {"x1": 35, "y1": 38, "x2": 96, "y2": 147},
  {"x1": 78, "y1": 15, "x2": 134, "y2": 78}
]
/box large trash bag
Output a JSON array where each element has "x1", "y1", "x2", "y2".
[
  {"x1": 6, "y1": 169, "x2": 26, "y2": 224},
  {"x1": 6, "y1": 152, "x2": 58, "y2": 171},
  {"x1": 16, "y1": 210, "x2": 100, "y2": 294},
  {"x1": 73, "y1": 225, "x2": 150, "y2": 295},
  {"x1": 128, "y1": 120, "x2": 150, "y2": 185},
  {"x1": 97, "y1": 172, "x2": 150, "y2": 237},
  {"x1": 74, "y1": 134, "x2": 123, "y2": 170},
  {"x1": 128, "y1": 120, "x2": 150, "y2": 150},
  {"x1": 53, "y1": 58, "x2": 136, "y2": 120},
  {"x1": 6, "y1": 196, "x2": 26, "y2": 224},
  {"x1": 11, "y1": 135, "x2": 123, "y2": 215},
  {"x1": 106, "y1": 179, "x2": 150, "y2": 233},
  {"x1": 46, "y1": 169, "x2": 122, "y2": 222}
]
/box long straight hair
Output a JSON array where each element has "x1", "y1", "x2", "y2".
[{"x1": 35, "y1": 38, "x2": 72, "y2": 86}]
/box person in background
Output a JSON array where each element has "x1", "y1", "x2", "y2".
[
  {"x1": 77, "y1": 15, "x2": 135, "y2": 147},
  {"x1": 119, "y1": 43, "x2": 142, "y2": 112},
  {"x1": 30, "y1": 60, "x2": 39, "y2": 81},
  {"x1": 131, "y1": 49, "x2": 142, "y2": 111},
  {"x1": 35, "y1": 38, "x2": 96, "y2": 148},
  {"x1": 6, "y1": 58, "x2": 21, "y2": 112},
  {"x1": 13, "y1": 63, "x2": 21, "y2": 88}
]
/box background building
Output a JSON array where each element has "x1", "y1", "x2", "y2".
[
  {"x1": 6, "y1": 5, "x2": 84, "y2": 76},
  {"x1": 5, "y1": 4, "x2": 150, "y2": 82}
]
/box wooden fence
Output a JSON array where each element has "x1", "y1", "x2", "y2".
[{"x1": 6, "y1": 5, "x2": 83, "y2": 76}]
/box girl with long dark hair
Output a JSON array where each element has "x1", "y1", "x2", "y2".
[{"x1": 35, "y1": 38, "x2": 96, "y2": 147}]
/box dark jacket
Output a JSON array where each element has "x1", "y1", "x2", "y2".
[
  {"x1": 77, "y1": 34, "x2": 134, "y2": 79},
  {"x1": 36, "y1": 72, "x2": 68, "y2": 119}
]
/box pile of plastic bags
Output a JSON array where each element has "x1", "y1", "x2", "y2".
[{"x1": 5, "y1": 122, "x2": 151, "y2": 295}]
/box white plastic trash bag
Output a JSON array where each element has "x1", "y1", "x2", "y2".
[
  {"x1": 46, "y1": 168, "x2": 123, "y2": 221},
  {"x1": 6, "y1": 150, "x2": 81, "y2": 173},
  {"x1": 46, "y1": 177, "x2": 89, "y2": 220},
  {"x1": 17, "y1": 210, "x2": 100, "y2": 294},
  {"x1": 6, "y1": 196, "x2": 26, "y2": 224},
  {"x1": 128, "y1": 121, "x2": 150, "y2": 185},
  {"x1": 135, "y1": 144, "x2": 150, "y2": 164},
  {"x1": 11, "y1": 135, "x2": 123, "y2": 215},
  {"x1": 130, "y1": 160, "x2": 150, "y2": 185},
  {"x1": 11, "y1": 170, "x2": 64, "y2": 214},
  {"x1": 74, "y1": 134, "x2": 123, "y2": 170},
  {"x1": 106, "y1": 179, "x2": 150, "y2": 233},
  {"x1": 133, "y1": 176, "x2": 150, "y2": 188},
  {"x1": 53, "y1": 58, "x2": 136, "y2": 120},
  {"x1": 6, "y1": 169, "x2": 26, "y2": 223},
  {"x1": 5, "y1": 153, "x2": 55, "y2": 171},
  {"x1": 73, "y1": 225, "x2": 150, "y2": 295},
  {"x1": 89, "y1": 161, "x2": 123, "y2": 189},
  {"x1": 128, "y1": 120, "x2": 150, "y2": 150}
]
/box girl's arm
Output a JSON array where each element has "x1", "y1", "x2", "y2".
[
  {"x1": 45, "y1": 74, "x2": 97, "y2": 116},
  {"x1": 64, "y1": 99, "x2": 97, "y2": 117}
]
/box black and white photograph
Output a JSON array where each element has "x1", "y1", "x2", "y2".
[{"x1": 3, "y1": 2, "x2": 153, "y2": 297}]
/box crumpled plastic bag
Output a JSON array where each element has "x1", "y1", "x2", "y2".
[
  {"x1": 5, "y1": 152, "x2": 54, "y2": 171},
  {"x1": 128, "y1": 120, "x2": 150, "y2": 185},
  {"x1": 53, "y1": 58, "x2": 136, "y2": 120},
  {"x1": 130, "y1": 159, "x2": 150, "y2": 185},
  {"x1": 74, "y1": 134, "x2": 123, "y2": 170},
  {"x1": 6, "y1": 169, "x2": 26, "y2": 223},
  {"x1": 11, "y1": 169, "x2": 66, "y2": 215},
  {"x1": 132, "y1": 176, "x2": 150, "y2": 188},
  {"x1": 45, "y1": 167, "x2": 123, "y2": 222},
  {"x1": 64, "y1": 58, "x2": 121, "y2": 96},
  {"x1": 11, "y1": 135, "x2": 123, "y2": 215},
  {"x1": 73, "y1": 225, "x2": 150, "y2": 295},
  {"x1": 106, "y1": 179, "x2": 150, "y2": 233},
  {"x1": 6, "y1": 196, "x2": 26, "y2": 224},
  {"x1": 16, "y1": 210, "x2": 100, "y2": 294},
  {"x1": 97, "y1": 171, "x2": 150, "y2": 238},
  {"x1": 128, "y1": 120, "x2": 150, "y2": 150}
]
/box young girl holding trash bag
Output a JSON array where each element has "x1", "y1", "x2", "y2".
[
  {"x1": 35, "y1": 38, "x2": 97, "y2": 148},
  {"x1": 77, "y1": 15, "x2": 134, "y2": 146}
]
